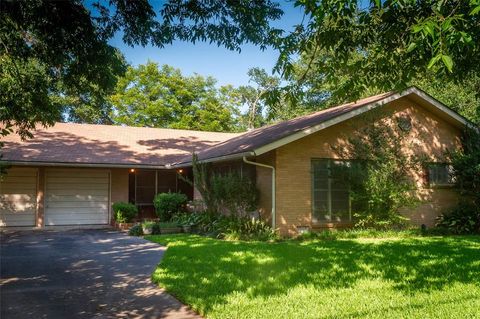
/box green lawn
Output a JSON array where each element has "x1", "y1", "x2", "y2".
[{"x1": 146, "y1": 234, "x2": 480, "y2": 319}]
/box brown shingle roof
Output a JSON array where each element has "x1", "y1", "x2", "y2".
[
  {"x1": 1, "y1": 123, "x2": 240, "y2": 167},
  {"x1": 177, "y1": 91, "x2": 396, "y2": 164}
]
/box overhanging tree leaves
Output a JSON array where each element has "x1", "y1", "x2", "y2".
[
  {"x1": 0, "y1": 0, "x2": 283, "y2": 139},
  {"x1": 275, "y1": 0, "x2": 480, "y2": 100}
]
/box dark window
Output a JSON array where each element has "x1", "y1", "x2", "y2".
[
  {"x1": 428, "y1": 163, "x2": 455, "y2": 187},
  {"x1": 312, "y1": 159, "x2": 354, "y2": 223},
  {"x1": 157, "y1": 170, "x2": 177, "y2": 194},
  {"x1": 135, "y1": 170, "x2": 156, "y2": 205}
]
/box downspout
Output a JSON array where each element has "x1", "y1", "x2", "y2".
[{"x1": 242, "y1": 156, "x2": 276, "y2": 230}]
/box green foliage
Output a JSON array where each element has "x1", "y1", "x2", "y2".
[
  {"x1": 153, "y1": 192, "x2": 188, "y2": 222},
  {"x1": 276, "y1": 0, "x2": 480, "y2": 101},
  {"x1": 436, "y1": 203, "x2": 480, "y2": 234},
  {"x1": 235, "y1": 67, "x2": 281, "y2": 129},
  {"x1": 436, "y1": 129, "x2": 480, "y2": 234},
  {"x1": 109, "y1": 62, "x2": 243, "y2": 132},
  {"x1": 190, "y1": 154, "x2": 259, "y2": 217},
  {"x1": 270, "y1": 51, "x2": 479, "y2": 127},
  {"x1": 341, "y1": 121, "x2": 419, "y2": 229},
  {"x1": 1, "y1": 1, "x2": 127, "y2": 138},
  {"x1": 221, "y1": 217, "x2": 278, "y2": 241},
  {"x1": 128, "y1": 224, "x2": 143, "y2": 236},
  {"x1": 449, "y1": 129, "x2": 480, "y2": 208},
  {"x1": 142, "y1": 220, "x2": 155, "y2": 228},
  {"x1": 170, "y1": 211, "x2": 276, "y2": 241},
  {"x1": 1, "y1": 0, "x2": 282, "y2": 138},
  {"x1": 112, "y1": 202, "x2": 138, "y2": 223},
  {"x1": 209, "y1": 172, "x2": 258, "y2": 217},
  {"x1": 156, "y1": 222, "x2": 181, "y2": 228},
  {"x1": 148, "y1": 234, "x2": 480, "y2": 319}
]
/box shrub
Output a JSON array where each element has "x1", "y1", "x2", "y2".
[
  {"x1": 188, "y1": 154, "x2": 258, "y2": 217},
  {"x1": 209, "y1": 172, "x2": 258, "y2": 217},
  {"x1": 156, "y1": 222, "x2": 180, "y2": 228},
  {"x1": 153, "y1": 192, "x2": 188, "y2": 221},
  {"x1": 222, "y1": 218, "x2": 278, "y2": 241},
  {"x1": 436, "y1": 203, "x2": 480, "y2": 234},
  {"x1": 112, "y1": 202, "x2": 138, "y2": 223},
  {"x1": 336, "y1": 121, "x2": 419, "y2": 229},
  {"x1": 128, "y1": 224, "x2": 143, "y2": 236},
  {"x1": 151, "y1": 222, "x2": 161, "y2": 235}
]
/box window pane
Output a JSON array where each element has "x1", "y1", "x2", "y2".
[
  {"x1": 428, "y1": 163, "x2": 454, "y2": 186},
  {"x1": 136, "y1": 170, "x2": 156, "y2": 204},
  {"x1": 157, "y1": 170, "x2": 177, "y2": 194},
  {"x1": 312, "y1": 159, "x2": 354, "y2": 223}
]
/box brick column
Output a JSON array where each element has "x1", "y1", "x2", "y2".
[{"x1": 36, "y1": 167, "x2": 45, "y2": 228}]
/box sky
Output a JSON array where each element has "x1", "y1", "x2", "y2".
[{"x1": 108, "y1": 1, "x2": 304, "y2": 87}]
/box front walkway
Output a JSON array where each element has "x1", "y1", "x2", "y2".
[{"x1": 0, "y1": 229, "x2": 200, "y2": 319}]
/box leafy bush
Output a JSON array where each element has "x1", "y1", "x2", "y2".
[
  {"x1": 209, "y1": 172, "x2": 258, "y2": 217},
  {"x1": 436, "y1": 129, "x2": 480, "y2": 235},
  {"x1": 436, "y1": 203, "x2": 480, "y2": 234},
  {"x1": 156, "y1": 222, "x2": 180, "y2": 228},
  {"x1": 221, "y1": 218, "x2": 278, "y2": 241},
  {"x1": 171, "y1": 211, "x2": 277, "y2": 241},
  {"x1": 338, "y1": 122, "x2": 419, "y2": 229},
  {"x1": 128, "y1": 224, "x2": 143, "y2": 236},
  {"x1": 112, "y1": 202, "x2": 138, "y2": 223},
  {"x1": 142, "y1": 221, "x2": 155, "y2": 233},
  {"x1": 151, "y1": 222, "x2": 161, "y2": 235},
  {"x1": 153, "y1": 192, "x2": 188, "y2": 221},
  {"x1": 189, "y1": 154, "x2": 258, "y2": 217}
]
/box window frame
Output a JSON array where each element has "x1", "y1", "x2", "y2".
[
  {"x1": 427, "y1": 163, "x2": 456, "y2": 188},
  {"x1": 311, "y1": 158, "x2": 354, "y2": 224}
]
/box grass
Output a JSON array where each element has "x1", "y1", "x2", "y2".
[{"x1": 146, "y1": 233, "x2": 480, "y2": 319}]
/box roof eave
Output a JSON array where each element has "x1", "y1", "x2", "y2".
[
  {"x1": 3, "y1": 160, "x2": 168, "y2": 169},
  {"x1": 253, "y1": 87, "x2": 475, "y2": 157},
  {"x1": 170, "y1": 151, "x2": 255, "y2": 168}
]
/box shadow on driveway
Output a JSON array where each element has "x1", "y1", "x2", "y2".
[{"x1": 0, "y1": 229, "x2": 200, "y2": 318}]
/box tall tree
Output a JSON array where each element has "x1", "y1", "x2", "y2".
[
  {"x1": 110, "y1": 62, "x2": 242, "y2": 132},
  {"x1": 237, "y1": 68, "x2": 281, "y2": 129},
  {"x1": 275, "y1": 0, "x2": 480, "y2": 101},
  {"x1": 0, "y1": 0, "x2": 282, "y2": 139}
]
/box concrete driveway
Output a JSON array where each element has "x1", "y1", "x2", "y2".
[{"x1": 0, "y1": 229, "x2": 200, "y2": 319}]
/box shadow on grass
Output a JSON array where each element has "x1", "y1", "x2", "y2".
[{"x1": 148, "y1": 235, "x2": 480, "y2": 315}]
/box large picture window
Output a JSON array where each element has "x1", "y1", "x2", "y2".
[{"x1": 312, "y1": 159, "x2": 354, "y2": 223}]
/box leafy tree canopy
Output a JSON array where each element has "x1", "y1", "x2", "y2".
[
  {"x1": 0, "y1": 0, "x2": 282, "y2": 138},
  {"x1": 276, "y1": 0, "x2": 480, "y2": 99},
  {"x1": 109, "y1": 62, "x2": 242, "y2": 132}
]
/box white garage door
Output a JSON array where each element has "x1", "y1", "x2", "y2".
[
  {"x1": 0, "y1": 168, "x2": 37, "y2": 227},
  {"x1": 45, "y1": 169, "x2": 110, "y2": 225}
]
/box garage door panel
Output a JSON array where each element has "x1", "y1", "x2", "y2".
[
  {"x1": 45, "y1": 217, "x2": 108, "y2": 225},
  {"x1": 0, "y1": 212, "x2": 36, "y2": 227},
  {"x1": 0, "y1": 199, "x2": 36, "y2": 211},
  {"x1": 48, "y1": 205, "x2": 107, "y2": 218},
  {"x1": 0, "y1": 194, "x2": 36, "y2": 202},
  {"x1": 0, "y1": 168, "x2": 37, "y2": 227},
  {"x1": 46, "y1": 190, "x2": 108, "y2": 197},
  {"x1": 46, "y1": 177, "x2": 109, "y2": 185},
  {"x1": 47, "y1": 184, "x2": 108, "y2": 191},
  {"x1": 46, "y1": 170, "x2": 109, "y2": 178},
  {"x1": 46, "y1": 195, "x2": 109, "y2": 203},
  {"x1": 45, "y1": 169, "x2": 110, "y2": 226},
  {"x1": 46, "y1": 202, "x2": 108, "y2": 209},
  {"x1": 2, "y1": 176, "x2": 37, "y2": 184}
]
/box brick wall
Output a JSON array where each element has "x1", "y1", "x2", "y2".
[{"x1": 273, "y1": 96, "x2": 462, "y2": 236}]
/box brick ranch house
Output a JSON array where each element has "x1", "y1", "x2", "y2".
[{"x1": 0, "y1": 87, "x2": 475, "y2": 235}]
